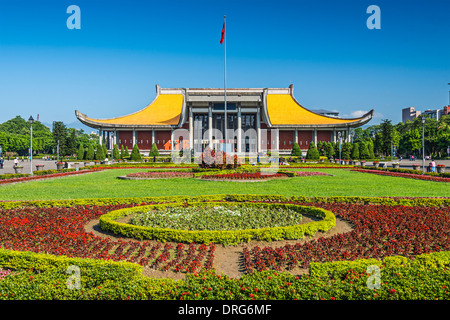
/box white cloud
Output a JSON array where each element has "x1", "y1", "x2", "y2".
[{"x1": 349, "y1": 110, "x2": 368, "y2": 118}]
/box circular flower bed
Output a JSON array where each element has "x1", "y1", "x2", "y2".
[
  {"x1": 99, "y1": 202, "x2": 336, "y2": 245},
  {"x1": 295, "y1": 171, "x2": 330, "y2": 177},
  {"x1": 200, "y1": 172, "x2": 290, "y2": 181},
  {"x1": 119, "y1": 171, "x2": 193, "y2": 180},
  {"x1": 129, "y1": 205, "x2": 303, "y2": 231}
]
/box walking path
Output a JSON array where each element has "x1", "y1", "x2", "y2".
[{"x1": 0, "y1": 159, "x2": 91, "y2": 175}]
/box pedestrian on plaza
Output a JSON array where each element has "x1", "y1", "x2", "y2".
[
  {"x1": 14, "y1": 157, "x2": 19, "y2": 167},
  {"x1": 0, "y1": 157, "x2": 4, "y2": 169},
  {"x1": 430, "y1": 159, "x2": 436, "y2": 173}
]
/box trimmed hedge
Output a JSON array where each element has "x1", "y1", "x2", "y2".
[
  {"x1": 1, "y1": 194, "x2": 449, "y2": 210},
  {"x1": 98, "y1": 202, "x2": 336, "y2": 245},
  {"x1": 166, "y1": 251, "x2": 450, "y2": 300},
  {"x1": 0, "y1": 248, "x2": 173, "y2": 300}
]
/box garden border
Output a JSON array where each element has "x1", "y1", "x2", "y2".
[{"x1": 1, "y1": 194, "x2": 449, "y2": 210}]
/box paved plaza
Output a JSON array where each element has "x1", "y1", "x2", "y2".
[{"x1": 0, "y1": 158, "x2": 91, "y2": 175}]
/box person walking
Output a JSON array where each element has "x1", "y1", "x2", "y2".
[
  {"x1": 0, "y1": 157, "x2": 4, "y2": 169},
  {"x1": 14, "y1": 157, "x2": 19, "y2": 167},
  {"x1": 430, "y1": 159, "x2": 436, "y2": 173}
]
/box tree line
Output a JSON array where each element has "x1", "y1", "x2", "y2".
[
  {"x1": 0, "y1": 116, "x2": 99, "y2": 158},
  {"x1": 299, "y1": 114, "x2": 450, "y2": 160}
]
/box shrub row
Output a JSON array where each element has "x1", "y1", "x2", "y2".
[
  {"x1": 167, "y1": 250, "x2": 450, "y2": 300},
  {"x1": 1, "y1": 246, "x2": 448, "y2": 300},
  {"x1": 0, "y1": 248, "x2": 172, "y2": 300},
  {"x1": 1, "y1": 194, "x2": 449, "y2": 210},
  {"x1": 98, "y1": 202, "x2": 336, "y2": 245}
]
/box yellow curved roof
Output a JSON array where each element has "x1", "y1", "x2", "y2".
[
  {"x1": 266, "y1": 94, "x2": 365, "y2": 125},
  {"x1": 83, "y1": 94, "x2": 183, "y2": 126}
]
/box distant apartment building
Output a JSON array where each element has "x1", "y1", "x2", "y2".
[
  {"x1": 402, "y1": 106, "x2": 450, "y2": 123},
  {"x1": 402, "y1": 107, "x2": 421, "y2": 123}
]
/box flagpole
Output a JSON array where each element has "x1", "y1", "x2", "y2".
[{"x1": 223, "y1": 15, "x2": 227, "y2": 151}]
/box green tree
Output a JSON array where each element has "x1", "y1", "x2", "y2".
[
  {"x1": 86, "y1": 143, "x2": 95, "y2": 160},
  {"x1": 399, "y1": 128, "x2": 422, "y2": 156},
  {"x1": 359, "y1": 141, "x2": 370, "y2": 159},
  {"x1": 325, "y1": 142, "x2": 335, "y2": 159},
  {"x1": 52, "y1": 121, "x2": 68, "y2": 156},
  {"x1": 66, "y1": 128, "x2": 78, "y2": 156},
  {"x1": 291, "y1": 142, "x2": 302, "y2": 156},
  {"x1": 124, "y1": 146, "x2": 130, "y2": 158},
  {"x1": 367, "y1": 139, "x2": 375, "y2": 159},
  {"x1": 112, "y1": 144, "x2": 120, "y2": 160},
  {"x1": 149, "y1": 143, "x2": 160, "y2": 157},
  {"x1": 102, "y1": 144, "x2": 108, "y2": 159},
  {"x1": 130, "y1": 144, "x2": 142, "y2": 161},
  {"x1": 120, "y1": 145, "x2": 125, "y2": 159},
  {"x1": 77, "y1": 144, "x2": 85, "y2": 160},
  {"x1": 95, "y1": 144, "x2": 105, "y2": 161},
  {"x1": 351, "y1": 142, "x2": 360, "y2": 159},
  {"x1": 305, "y1": 141, "x2": 320, "y2": 160},
  {"x1": 342, "y1": 142, "x2": 352, "y2": 160}
]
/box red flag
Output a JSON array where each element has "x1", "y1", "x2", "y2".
[{"x1": 220, "y1": 22, "x2": 225, "y2": 45}]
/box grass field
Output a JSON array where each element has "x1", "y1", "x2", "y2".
[{"x1": 0, "y1": 168, "x2": 447, "y2": 200}]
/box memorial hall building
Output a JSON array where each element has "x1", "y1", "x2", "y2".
[{"x1": 75, "y1": 84, "x2": 373, "y2": 155}]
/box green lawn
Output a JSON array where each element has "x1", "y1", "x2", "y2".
[{"x1": 0, "y1": 168, "x2": 447, "y2": 201}]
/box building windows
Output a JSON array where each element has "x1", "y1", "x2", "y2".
[{"x1": 213, "y1": 103, "x2": 236, "y2": 111}]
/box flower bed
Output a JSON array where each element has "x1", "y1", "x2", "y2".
[
  {"x1": 295, "y1": 171, "x2": 330, "y2": 177},
  {"x1": 0, "y1": 169, "x2": 99, "y2": 185},
  {"x1": 0, "y1": 204, "x2": 215, "y2": 274},
  {"x1": 130, "y1": 205, "x2": 303, "y2": 231},
  {"x1": 200, "y1": 172, "x2": 290, "y2": 181},
  {"x1": 0, "y1": 195, "x2": 449, "y2": 300},
  {"x1": 99, "y1": 202, "x2": 336, "y2": 245},
  {"x1": 242, "y1": 202, "x2": 450, "y2": 273},
  {"x1": 121, "y1": 171, "x2": 193, "y2": 179},
  {"x1": 352, "y1": 168, "x2": 450, "y2": 182}
]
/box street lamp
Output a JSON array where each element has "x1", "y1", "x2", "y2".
[
  {"x1": 28, "y1": 116, "x2": 34, "y2": 176},
  {"x1": 422, "y1": 117, "x2": 425, "y2": 174}
]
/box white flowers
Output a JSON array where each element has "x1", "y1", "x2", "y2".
[{"x1": 130, "y1": 205, "x2": 302, "y2": 231}]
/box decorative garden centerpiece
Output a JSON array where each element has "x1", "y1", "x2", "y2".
[
  {"x1": 119, "y1": 170, "x2": 193, "y2": 180},
  {"x1": 99, "y1": 201, "x2": 336, "y2": 245}
]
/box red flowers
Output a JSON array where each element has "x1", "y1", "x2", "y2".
[
  {"x1": 0, "y1": 205, "x2": 215, "y2": 273},
  {"x1": 202, "y1": 172, "x2": 288, "y2": 180},
  {"x1": 0, "y1": 169, "x2": 98, "y2": 185},
  {"x1": 243, "y1": 203, "x2": 450, "y2": 272},
  {"x1": 352, "y1": 168, "x2": 450, "y2": 182}
]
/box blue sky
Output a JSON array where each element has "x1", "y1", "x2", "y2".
[{"x1": 0, "y1": 0, "x2": 449, "y2": 128}]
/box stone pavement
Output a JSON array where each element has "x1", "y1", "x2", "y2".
[{"x1": 0, "y1": 158, "x2": 91, "y2": 175}]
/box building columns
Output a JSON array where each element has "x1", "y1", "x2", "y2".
[
  {"x1": 237, "y1": 107, "x2": 242, "y2": 153},
  {"x1": 313, "y1": 128, "x2": 317, "y2": 145},
  {"x1": 189, "y1": 108, "x2": 193, "y2": 150},
  {"x1": 256, "y1": 107, "x2": 261, "y2": 153},
  {"x1": 99, "y1": 128, "x2": 103, "y2": 145},
  {"x1": 208, "y1": 106, "x2": 213, "y2": 146},
  {"x1": 132, "y1": 129, "x2": 136, "y2": 147}
]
